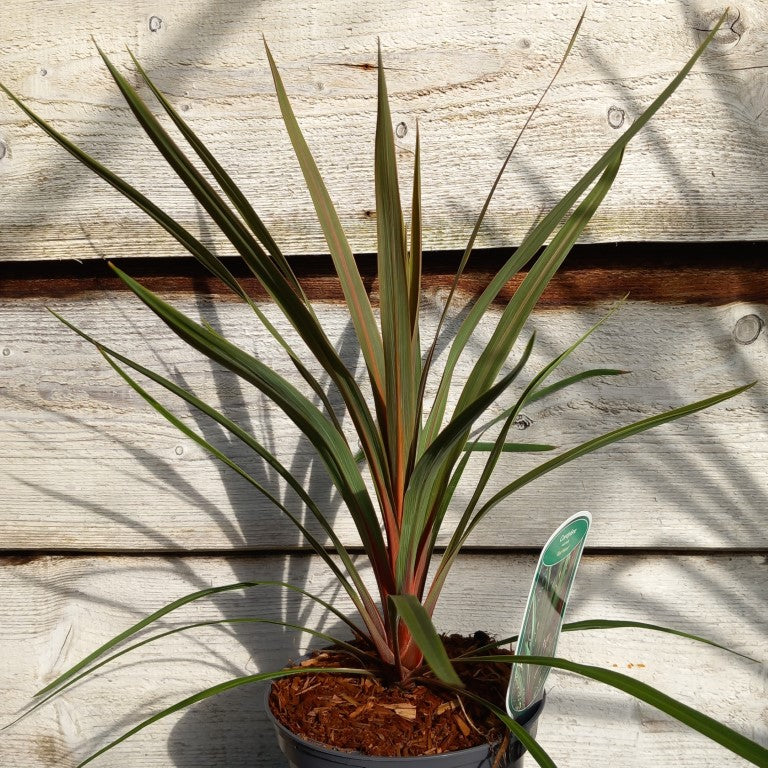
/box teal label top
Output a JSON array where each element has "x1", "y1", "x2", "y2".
[{"x1": 541, "y1": 515, "x2": 590, "y2": 566}]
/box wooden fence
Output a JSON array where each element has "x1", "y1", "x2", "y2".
[{"x1": 1, "y1": 1, "x2": 766, "y2": 766}]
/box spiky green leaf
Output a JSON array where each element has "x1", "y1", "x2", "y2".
[
  {"x1": 375, "y1": 43, "x2": 417, "y2": 517},
  {"x1": 424, "y1": 14, "x2": 726, "y2": 447},
  {"x1": 461, "y1": 654, "x2": 768, "y2": 767},
  {"x1": 264, "y1": 41, "x2": 386, "y2": 405},
  {"x1": 470, "y1": 383, "x2": 756, "y2": 539},
  {"x1": 76, "y1": 666, "x2": 371, "y2": 767}
]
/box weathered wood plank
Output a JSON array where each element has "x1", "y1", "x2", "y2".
[
  {"x1": 1, "y1": 1, "x2": 767, "y2": 261},
  {"x1": 2, "y1": 294, "x2": 766, "y2": 550},
  {"x1": 1, "y1": 553, "x2": 765, "y2": 766}
]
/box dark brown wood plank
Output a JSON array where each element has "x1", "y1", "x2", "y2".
[{"x1": 1, "y1": 243, "x2": 767, "y2": 305}]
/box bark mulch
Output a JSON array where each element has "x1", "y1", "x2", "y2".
[{"x1": 269, "y1": 633, "x2": 512, "y2": 757}]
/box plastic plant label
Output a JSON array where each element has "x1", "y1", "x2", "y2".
[{"x1": 507, "y1": 511, "x2": 592, "y2": 718}]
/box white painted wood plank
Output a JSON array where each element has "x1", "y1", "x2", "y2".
[
  {"x1": 2, "y1": 294, "x2": 766, "y2": 549},
  {"x1": 0, "y1": 294, "x2": 768, "y2": 549},
  {"x1": 1, "y1": 1, "x2": 767, "y2": 260},
  {"x1": 0, "y1": 553, "x2": 765, "y2": 766}
]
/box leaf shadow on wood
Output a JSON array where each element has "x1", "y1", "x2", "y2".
[
  {"x1": 0, "y1": 0, "x2": 287, "y2": 263},
  {"x1": 2, "y1": 383, "x2": 276, "y2": 548},
  {"x1": 519, "y1": 302, "x2": 767, "y2": 549},
  {"x1": 2, "y1": 554, "x2": 357, "y2": 766},
  {"x1": 2, "y1": 312, "x2": 363, "y2": 762}
]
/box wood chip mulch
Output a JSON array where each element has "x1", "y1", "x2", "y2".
[{"x1": 268, "y1": 633, "x2": 511, "y2": 757}]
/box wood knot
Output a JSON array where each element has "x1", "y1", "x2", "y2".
[
  {"x1": 607, "y1": 106, "x2": 625, "y2": 129},
  {"x1": 514, "y1": 414, "x2": 533, "y2": 430},
  {"x1": 694, "y1": 8, "x2": 744, "y2": 52},
  {"x1": 2, "y1": 554, "x2": 42, "y2": 566},
  {"x1": 338, "y1": 61, "x2": 377, "y2": 71},
  {"x1": 733, "y1": 314, "x2": 764, "y2": 345}
]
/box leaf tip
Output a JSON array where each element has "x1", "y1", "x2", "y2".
[{"x1": 125, "y1": 45, "x2": 141, "y2": 69}]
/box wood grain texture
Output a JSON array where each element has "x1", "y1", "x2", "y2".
[
  {"x1": 1, "y1": 553, "x2": 765, "y2": 767},
  {"x1": 2, "y1": 293, "x2": 766, "y2": 550},
  {"x1": 1, "y1": 1, "x2": 768, "y2": 262}
]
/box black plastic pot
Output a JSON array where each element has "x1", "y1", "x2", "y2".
[{"x1": 265, "y1": 688, "x2": 544, "y2": 768}]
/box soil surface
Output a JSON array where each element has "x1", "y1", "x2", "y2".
[{"x1": 268, "y1": 634, "x2": 511, "y2": 757}]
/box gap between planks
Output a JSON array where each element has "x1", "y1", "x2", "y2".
[
  {"x1": 1, "y1": 242, "x2": 767, "y2": 305},
  {"x1": 2, "y1": 548, "x2": 768, "y2": 564}
]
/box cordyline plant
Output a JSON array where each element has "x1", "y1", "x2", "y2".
[{"x1": 3, "y1": 12, "x2": 766, "y2": 768}]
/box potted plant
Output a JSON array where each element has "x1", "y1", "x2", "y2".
[{"x1": 2, "y1": 12, "x2": 766, "y2": 768}]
